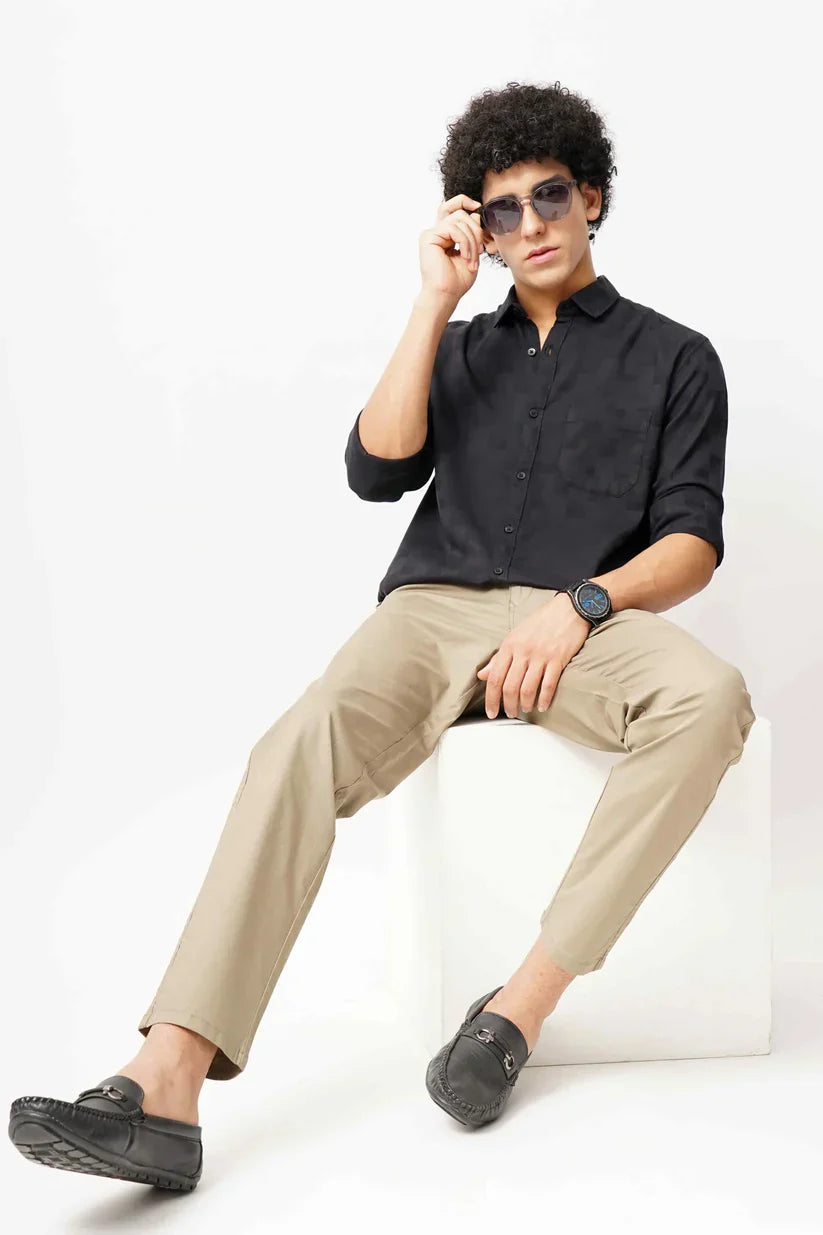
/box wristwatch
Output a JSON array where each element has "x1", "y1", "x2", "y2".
[{"x1": 562, "y1": 578, "x2": 613, "y2": 629}]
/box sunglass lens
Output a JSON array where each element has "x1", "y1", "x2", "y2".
[
  {"x1": 533, "y1": 182, "x2": 571, "y2": 221},
  {"x1": 483, "y1": 199, "x2": 522, "y2": 235}
]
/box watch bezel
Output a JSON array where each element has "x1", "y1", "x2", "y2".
[{"x1": 566, "y1": 579, "x2": 612, "y2": 624}]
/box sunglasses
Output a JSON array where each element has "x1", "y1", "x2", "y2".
[{"x1": 470, "y1": 177, "x2": 579, "y2": 236}]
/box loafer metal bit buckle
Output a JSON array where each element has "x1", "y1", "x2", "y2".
[{"x1": 474, "y1": 1027, "x2": 515, "y2": 1072}]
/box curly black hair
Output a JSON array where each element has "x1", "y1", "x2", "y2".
[{"x1": 435, "y1": 80, "x2": 618, "y2": 269}]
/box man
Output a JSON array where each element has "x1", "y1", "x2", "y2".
[{"x1": 10, "y1": 80, "x2": 756, "y2": 1182}]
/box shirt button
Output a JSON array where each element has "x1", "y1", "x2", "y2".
[
  {"x1": 516, "y1": 470, "x2": 526, "y2": 479},
  {"x1": 493, "y1": 567, "x2": 503, "y2": 575},
  {"x1": 529, "y1": 408, "x2": 539, "y2": 418},
  {"x1": 504, "y1": 525, "x2": 514, "y2": 533},
  {"x1": 527, "y1": 347, "x2": 536, "y2": 356}
]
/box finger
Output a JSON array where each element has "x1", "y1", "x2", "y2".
[
  {"x1": 466, "y1": 213, "x2": 488, "y2": 250},
  {"x1": 444, "y1": 209, "x2": 481, "y2": 264},
  {"x1": 437, "y1": 194, "x2": 482, "y2": 221},
  {"x1": 485, "y1": 647, "x2": 513, "y2": 718},
  {"x1": 449, "y1": 219, "x2": 477, "y2": 266},
  {"x1": 462, "y1": 211, "x2": 489, "y2": 261},
  {"x1": 537, "y1": 664, "x2": 562, "y2": 712},
  {"x1": 519, "y1": 660, "x2": 548, "y2": 713},
  {"x1": 502, "y1": 657, "x2": 529, "y2": 718},
  {"x1": 433, "y1": 216, "x2": 475, "y2": 265}
]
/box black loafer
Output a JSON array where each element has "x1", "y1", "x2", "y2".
[
  {"x1": 8, "y1": 1073, "x2": 202, "y2": 1191},
  {"x1": 425, "y1": 985, "x2": 532, "y2": 1128}
]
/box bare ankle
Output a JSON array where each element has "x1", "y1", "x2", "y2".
[
  {"x1": 131, "y1": 1022, "x2": 217, "y2": 1084},
  {"x1": 486, "y1": 934, "x2": 578, "y2": 1030}
]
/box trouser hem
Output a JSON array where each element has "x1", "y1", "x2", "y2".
[
  {"x1": 136, "y1": 1006, "x2": 246, "y2": 1081},
  {"x1": 538, "y1": 930, "x2": 608, "y2": 976}
]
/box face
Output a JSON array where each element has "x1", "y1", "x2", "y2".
[{"x1": 479, "y1": 157, "x2": 601, "y2": 283}]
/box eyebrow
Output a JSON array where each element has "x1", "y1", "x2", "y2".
[{"x1": 483, "y1": 174, "x2": 565, "y2": 204}]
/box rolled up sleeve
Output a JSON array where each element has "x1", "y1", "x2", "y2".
[
  {"x1": 344, "y1": 404, "x2": 434, "y2": 502},
  {"x1": 648, "y1": 335, "x2": 728, "y2": 570}
]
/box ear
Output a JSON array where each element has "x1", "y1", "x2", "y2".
[{"x1": 580, "y1": 181, "x2": 602, "y2": 224}]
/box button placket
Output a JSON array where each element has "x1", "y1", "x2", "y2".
[{"x1": 504, "y1": 315, "x2": 567, "y2": 585}]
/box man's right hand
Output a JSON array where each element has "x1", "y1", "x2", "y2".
[{"x1": 418, "y1": 194, "x2": 489, "y2": 303}]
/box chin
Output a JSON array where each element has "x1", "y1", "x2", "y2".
[{"x1": 524, "y1": 259, "x2": 563, "y2": 275}]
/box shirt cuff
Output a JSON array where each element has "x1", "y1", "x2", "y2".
[
  {"x1": 344, "y1": 408, "x2": 433, "y2": 501},
  {"x1": 649, "y1": 524, "x2": 724, "y2": 570}
]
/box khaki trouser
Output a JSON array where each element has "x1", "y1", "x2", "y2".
[{"x1": 136, "y1": 583, "x2": 757, "y2": 1080}]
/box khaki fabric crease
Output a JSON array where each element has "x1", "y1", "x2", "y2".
[{"x1": 136, "y1": 582, "x2": 757, "y2": 1080}]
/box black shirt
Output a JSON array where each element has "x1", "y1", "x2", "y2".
[{"x1": 345, "y1": 274, "x2": 727, "y2": 605}]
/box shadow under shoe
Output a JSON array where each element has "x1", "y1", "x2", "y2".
[
  {"x1": 8, "y1": 1073, "x2": 202, "y2": 1191},
  {"x1": 425, "y1": 985, "x2": 532, "y2": 1128}
]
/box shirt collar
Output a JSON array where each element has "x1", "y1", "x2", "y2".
[{"x1": 490, "y1": 273, "x2": 619, "y2": 329}]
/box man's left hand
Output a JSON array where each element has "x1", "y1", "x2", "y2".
[{"x1": 477, "y1": 592, "x2": 591, "y2": 718}]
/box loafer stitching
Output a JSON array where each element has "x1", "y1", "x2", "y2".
[
  {"x1": 11, "y1": 1096, "x2": 201, "y2": 1142},
  {"x1": 12, "y1": 1097, "x2": 134, "y2": 1124},
  {"x1": 435, "y1": 1051, "x2": 512, "y2": 1116}
]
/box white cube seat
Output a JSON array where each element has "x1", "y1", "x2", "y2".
[{"x1": 387, "y1": 714, "x2": 771, "y2": 1066}]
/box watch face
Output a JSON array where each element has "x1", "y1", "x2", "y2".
[{"x1": 577, "y1": 582, "x2": 609, "y2": 619}]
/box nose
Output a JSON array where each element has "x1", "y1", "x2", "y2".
[{"x1": 520, "y1": 200, "x2": 546, "y2": 231}]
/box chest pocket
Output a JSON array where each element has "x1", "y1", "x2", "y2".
[{"x1": 556, "y1": 404, "x2": 653, "y2": 498}]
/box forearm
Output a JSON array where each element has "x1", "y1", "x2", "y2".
[
  {"x1": 357, "y1": 289, "x2": 456, "y2": 459},
  {"x1": 589, "y1": 533, "x2": 718, "y2": 615}
]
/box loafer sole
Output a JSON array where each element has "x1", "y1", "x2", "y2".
[{"x1": 9, "y1": 1100, "x2": 201, "y2": 1192}]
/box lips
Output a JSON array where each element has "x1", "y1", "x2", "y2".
[{"x1": 527, "y1": 246, "x2": 557, "y2": 258}]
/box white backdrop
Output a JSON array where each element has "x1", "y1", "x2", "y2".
[{"x1": 1, "y1": 2, "x2": 821, "y2": 1220}]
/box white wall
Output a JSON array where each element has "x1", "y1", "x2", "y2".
[{"x1": 1, "y1": 0, "x2": 819, "y2": 1072}]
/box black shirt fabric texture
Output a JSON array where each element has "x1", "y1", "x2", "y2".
[{"x1": 344, "y1": 273, "x2": 728, "y2": 606}]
